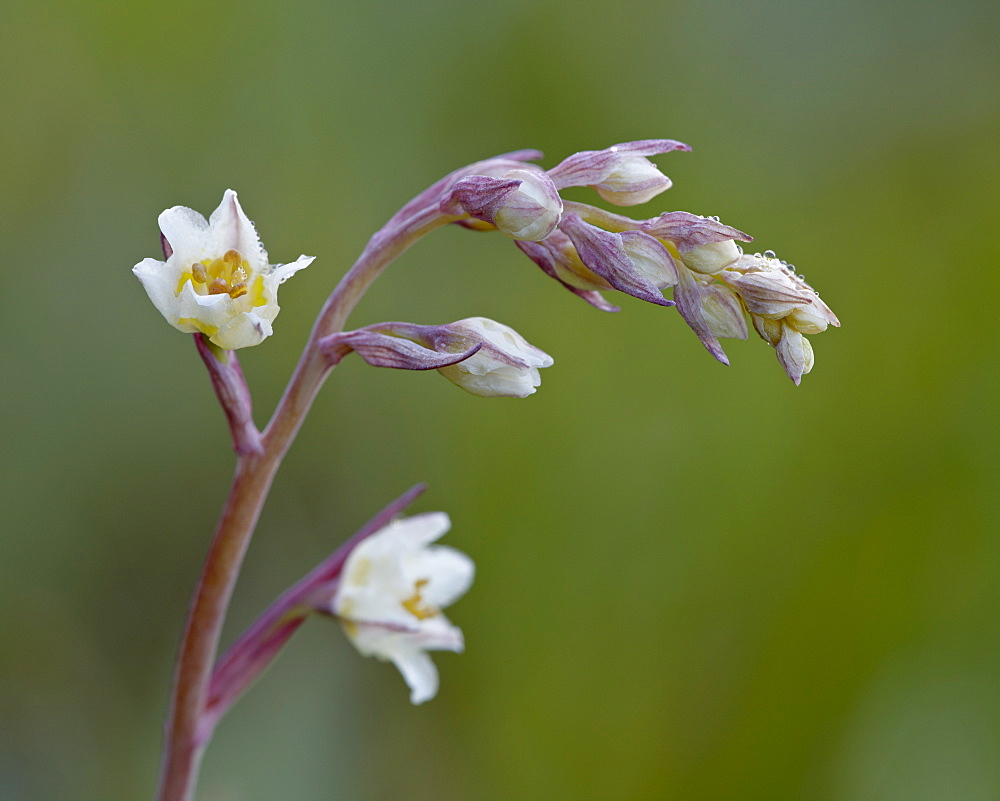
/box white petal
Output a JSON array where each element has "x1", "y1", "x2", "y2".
[
  {"x1": 158, "y1": 206, "x2": 209, "y2": 259},
  {"x1": 267, "y1": 254, "x2": 315, "y2": 286},
  {"x1": 391, "y1": 512, "x2": 452, "y2": 548},
  {"x1": 133, "y1": 258, "x2": 190, "y2": 333},
  {"x1": 207, "y1": 190, "x2": 268, "y2": 270},
  {"x1": 391, "y1": 648, "x2": 440, "y2": 704},
  {"x1": 405, "y1": 545, "x2": 475, "y2": 609},
  {"x1": 213, "y1": 311, "x2": 272, "y2": 350}
]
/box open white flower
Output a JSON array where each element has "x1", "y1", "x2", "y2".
[
  {"x1": 132, "y1": 190, "x2": 314, "y2": 349},
  {"x1": 436, "y1": 317, "x2": 554, "y2": 398},
  {"x1": 333, "y1": 513, "x2": 474, "y2": 704}
]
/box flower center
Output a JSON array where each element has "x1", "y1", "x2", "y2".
[
  {"x1": 401, "y1": 579, "x2": 437, "y2": 621},
  {"x1": 183, "y1": 249, "x2": 251, "y2": 299}
]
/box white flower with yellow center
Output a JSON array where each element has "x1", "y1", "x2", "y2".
[
  {"x1": 333, "y1": 513, "x2": 474, "y2": 704},
  {"x1": 132, "y1": 190, "x2": 314, "y2": 349}
]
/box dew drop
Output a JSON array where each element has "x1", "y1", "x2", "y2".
[{"x1": 764, "y1": 249, "x2": 777, "y2": 259}]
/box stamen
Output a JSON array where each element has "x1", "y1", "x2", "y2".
[
  {"x1": 401, "y1": 579, "x2": 436, "y2": 620},
  {"x1": 224, "y1": 249, "x2": 243, "y2": 267},
  {"x1": 229, "y1": 282, "x2": 248, "y2": 299},
  {"x1": 191, "y1": 263, "x2": 209, "y2": 283},
  {"x1": 208, "y1": 278, "x2": 229, "y2": 295}
]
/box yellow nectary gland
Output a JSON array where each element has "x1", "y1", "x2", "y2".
[
  {"x1": 188, "y1": 248, "x2": 250, "y2": 299},
  {"x1": 401, "y1": 579, "x2": 437, "y2": 621}
]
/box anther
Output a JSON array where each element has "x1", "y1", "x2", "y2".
[
  {"x1": 224, "y1": 249, "x2": 242, "y2": 267},
  {"x1": 208, "y1": 278, "x2": 229, "y2": 295},
  {"x1": 191, "y1": 263, "x2": 209, "y2": 283},
  {"x1": 229, "y1": 282, "x2": 248, "y2": 299}
]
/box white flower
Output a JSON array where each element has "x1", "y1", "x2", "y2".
[
  {"x1": 333, "y1": 513, "x2": 474, "y2": 704},
  {"x1": 436, "y1": 317, "x2": 554, "y2": 398},
  {"x1": 132, "y1": 190, "x2": 314, "y2": 349}
]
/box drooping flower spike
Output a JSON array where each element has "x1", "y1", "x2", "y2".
[{"x1": 133, "y1": 190, "x2": 314, "y2": 349}]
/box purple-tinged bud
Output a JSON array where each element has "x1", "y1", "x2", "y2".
[
  {"x1": 672, "y1": 267, "x2": 732, "y2": 365},
  {"x1": 559, "y1": 213, "x2": 676, "y2": 307},
  {"x1": 700, "y1": 283, "x2": 748, "y2": 340},
  {"x1": 547, "y1": 140, "x2": 690, "y2": 206},
  {"x1": 436, "y1": 317, "x2": 554, "y2": 398},
  {"x1": 720, "y1": 266, "x2": 814, "y2": 320},
  {"x1": 449, "y1": 170, "x2": 562, "y2": 241},
  {"x1": 776, "y1": 324, "x2": 814, "y2": 386}
]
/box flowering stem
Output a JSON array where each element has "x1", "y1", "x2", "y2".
[{"x1": 156, "y1": 205, "x2": 456, "y2": 801}]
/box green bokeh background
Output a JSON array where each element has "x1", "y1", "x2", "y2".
[{"x1": 2, "y1": 0, "x2": 998, "y2": 798}]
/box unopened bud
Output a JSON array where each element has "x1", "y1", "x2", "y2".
[
  {"x1": 547, "y1": 139, "x2": 690, "y2": 207},
  {"x1": 450, "y1": 169, "x2": 562, "y2": 241},
  {"x1": 436, "y1": 317, "x2": 554, "y2": 398},
  {"x1": 776, "y1": 325, "x2": 814, "y2": 386},
  {"x1": 700, "y1": 283, "x2": 747, "y2": 339}
]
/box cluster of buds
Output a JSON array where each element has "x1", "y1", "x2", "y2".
[{"x1": 438, "y1": 140, "x2": 839, "y2": 383}]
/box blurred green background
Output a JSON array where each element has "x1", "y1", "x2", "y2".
[{"x1": 2, "y1": 0, "x2": 998, "y2": 798}]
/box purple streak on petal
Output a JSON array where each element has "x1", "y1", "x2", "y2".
[
  {"x1": 449, "y1": 175, "x2": 522, "y2": 221},
  {"x1": 640, "y1": 212, "x2": 752, "y2": 251},
  {"x1": 547, "y1": 140, "x2": 690, "y2": 190},
  {"x1": 559, "y1": 214, "x2": 673, "y2": 307},
  {"x1": 320, "y1": 329, "x2": 482, "y2": 370},
  {"x1": 160, "y1": 232, "x2": 173, "y2": 260},
  {"x1": 674, "y1": 268, "x2": 731, "y2": 366}
]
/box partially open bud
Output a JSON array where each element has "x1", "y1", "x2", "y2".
[
  {"x1": 436, "y1": 317, "x2": 554, "y2": 398},
  {"x1": 547, "y1": 140, "x2": 690, "y2": 206},
  {"x1": 449, "y1": 169, "x2": 562, "y2": 241}
]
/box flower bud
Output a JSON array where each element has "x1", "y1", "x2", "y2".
[
  {"x1": 722, "y1": 267, "x2": 814, "y2": 319},
  {"x1": 700, "y1": 283, "x2": 748, "y2": 339},
  {"x1": 547, "y1": 139, "x2": 690, "y2": 206},
  {"x1": 776, "y1": 324, "x2": 815, "y2": 385},
  {"x1": 435, "y1": 318, "x2": 554, "y2": 398},
  {"x1": 558, "y1": 214, "x2": 676, "y2": 307},
  {"x1": 449, "y1": 169, "x2": 562, "y2": 241}
]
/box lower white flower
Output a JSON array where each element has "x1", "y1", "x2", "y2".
[
  {"x1": 332, "y1": 513, "x2": 474, "y2": 704},
  {"x1": 132, "y1": 189, "x2": 313, "y2": 349}
]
